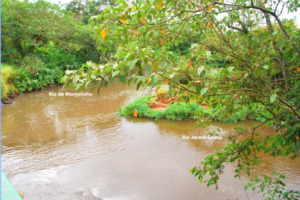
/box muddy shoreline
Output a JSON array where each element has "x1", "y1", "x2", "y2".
[{"x1": 1, "y1": 84, "x2": 58, "y2": 106}]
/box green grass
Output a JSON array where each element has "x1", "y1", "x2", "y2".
[
  {"x1": 1, "y1": 64, "x2": 19, "y2": 99},
  {"x1": 119, "y1": 96, "x2": 272, "y2": 122}
]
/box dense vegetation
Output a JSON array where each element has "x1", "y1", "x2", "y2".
[
  {"x1": 62, "y1": 0, "x2": 300, "y2": 198},
  {"x1": 119, "y1": 95, "x2": 271, "y2": 122},
  {"x1": 1, "y1": 0, "x2": 116, "y2": 99}
]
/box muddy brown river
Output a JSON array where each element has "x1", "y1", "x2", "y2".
[{"x1": 1, "y1": 81, "x2": 300, "y2": 200}]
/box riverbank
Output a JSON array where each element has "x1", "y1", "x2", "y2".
[{"x1": 1, "y1": 63, "x2": 62, "y2": 103}]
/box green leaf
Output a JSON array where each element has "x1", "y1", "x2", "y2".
[
  {"x1": 144, "y1": 64, "x2": 153, "y2": 74},
  {"x1": 154, "y1": 32, "x2": 159, "y2": 38},
  {"x1": 90, "y1": 84, "x2": 96, "y2": 93},
  {"x1": 201, "y1": 88, "x2": 208, "y2": 96},
  {"x1": 101, "y1": 47, "x2": 107, "y2": 56},
  {"x1": 76, "y1": 82, "x2": 83, "y2": 90},
  {"x1": 197, "y1": 66, "x2": 205, "y2": 76},
  {"x1": 200, "y1": 70, "x2": 206, "y2": 78},
  {"x1": 66, "y1": 70, "x2": 74, "y2": 75},
  {"x1": 253, "y1": 69, "x2": 260, "y2": 78},
  {"x1": 270, "y1": 94, "x2": 277, "y2": 103},
  {"x1": 137, "y1": 76, "x2": 145, "y2": 82},
  {"x1": 96, "y1": 80, "x2": 101, "y2": 86},
  {"x1": 196, "y1": 86, "x2": 202, "y2": 94},
  {"x1": 90, "y1": 20, "x2": 95, "y2": 27},
  {"x1": 119, "y1": 75, "x2": 126, "y2": 84},
  {"x1": 86, "y1": 80, "x2": 91, "y2": 87},
  {"x1": 69, "y1": 82, "x2": 73, "y2": 90},
  {"x1": 136, "y1": 81, "x2": 142, "y2": 90},
  {"x1": 211, "y1": 87, "x2": 218, "y2": 94},
  {"x1": 104, "y1": 76, "x2": 109, "y2": 82},
  {"x1": 104, "y1": 81, "x2": 108, "y2": 88},
  {"x1": 110, "y1": 76, "x2": 116, "y2": 83},
  {"x1": 236, "y1": 81, "x2": 242, "y2": 88},
  {"x1": 191, "y1": 43, "x2": 198, "y2": 49},
  {"x1": 151, "y1": 75, "x2": 158, "y2": 86},
  {"x1": 125, "y1": 54, "x2": 135, "y2": 62},
  {"x1": 160, "y1": 84, "x2": 169, "y2": 91},
  {"x1": 128, "y1": 59, "x2": 138, "y2": 70},
  {"x1": 278, "y1": 39, "x2": 285, "y2": 47},
  {"x1": 73, "y1": 76, "x2": 79, "y2": 86},
  {"x1": 169, "y1": 73, "x2": 175, "y2": 78},
  {"x1": 139, "y1": 26, "x2": 145, "y2": 35},
  {"x1": 228, "y1": 67, "x2": 235, "y2": 73},
  {"x1": 112, "y1": 70, "x2": 120, "y2": 77},
  {"x1": 118, "y1": 52, "x2": 127, "y2": 60},
  {"x1": 109, "y1": 23, "x2": 115, "y2": 31},
  {"x1": 160, "y1": 61, "x2": 167, "y2": 68}
]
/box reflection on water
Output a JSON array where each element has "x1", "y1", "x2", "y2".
[{"x1": 2, "y1": 81, "x2": 300, "y2": 200}]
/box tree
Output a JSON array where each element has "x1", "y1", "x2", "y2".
[
  {"x1": 1, "y1": 0, "x2": 102, "y2": 66},
  {"x1": 66, "y1": 0, "x2": 117, "y2": 24},
  {"x1": 63, "y1": 0, "x2": 300, "y2": 198}
]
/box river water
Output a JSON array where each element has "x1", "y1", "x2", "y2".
[{"x1": 1, "y1": 81, "x2": 300, "y2": 200}]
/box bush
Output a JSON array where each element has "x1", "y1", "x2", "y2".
[
  {"x1": 21, "y1": 55, "x2": 45, "y2": 76},
  {"x1": 13, "y1": 67, "x2": 63, "y2": 92}
]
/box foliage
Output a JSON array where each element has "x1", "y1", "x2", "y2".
[
  {"x1": 1, "y1": 64, "x2": 19, "y2": 99},
  {"x1": 35, "y1": 44, "x2": 84, "y2": 70},
  {"x1": 62, "y1": 0, "x2": 300, "y2": 196},
  {"x1": 20, "y1": 55, "x2": 45, "y2": 76},
  {"x1": 119, "y1": 96, "x2": 208, "y2": 121},
  {"x1": 1, "y1": 59, "x2": 63, "y2": 96},
  {"x1": 1, "y1": 0, "x2": 116, "y2": 99},
  {"x1": 120, "y1": 95, "x2": 270, "y2": 123},
  {"x1": 1, "y1": 0, "x2": 103, "y2": 68},
  {"x1": 66, "y1": 0, "x2": 117, "y2": 24},
  {"x1": 13, "y1": 67, "x2": 63, "y2": 92},
  {"x1": 245, "y1": 172, "x2": 300, "y2": 200}
]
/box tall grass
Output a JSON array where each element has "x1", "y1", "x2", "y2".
[{"x1": 1, "y1": 64, "x2": 19, "y2": 99}]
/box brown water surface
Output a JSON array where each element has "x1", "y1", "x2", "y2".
[{"x1": 1, "y1": 81, "x2": 300, "y2": 200}]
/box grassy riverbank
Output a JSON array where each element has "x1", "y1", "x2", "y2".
[
  {"x1": 1, "y1": 64, "x2": 19, "y2": 99},
  {"x1": 1, "y1": 0, "x2": 117, "y2": 101},
  {"x1": 119, "y1": 96, "x2": 272, "y2": 123},
  {"x1": 1, "y1": 61, "x2": 64, "y2": 100}
]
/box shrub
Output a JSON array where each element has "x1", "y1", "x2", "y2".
[{"x1": 21, "y1": 55, "x2": 45, "y2": 76}]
